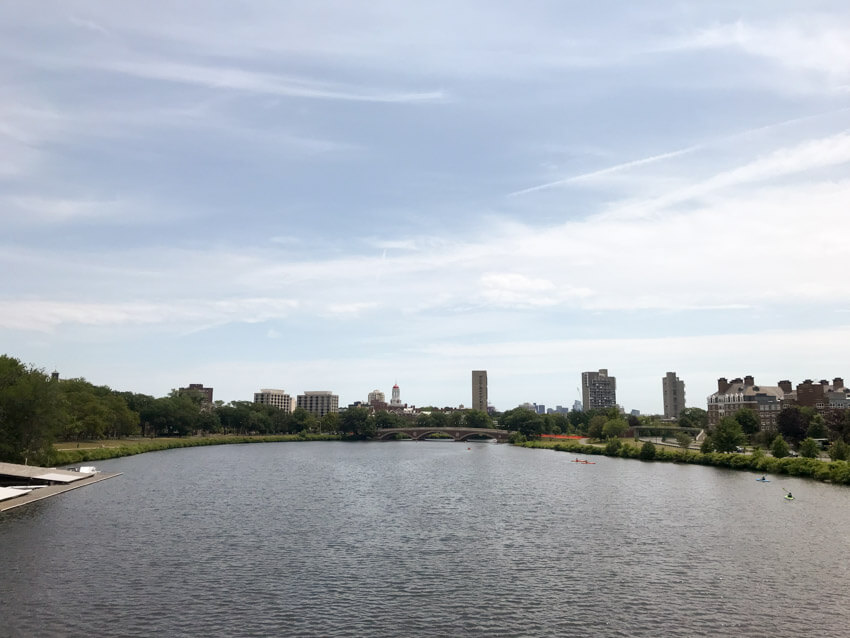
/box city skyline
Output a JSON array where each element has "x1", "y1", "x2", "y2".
[{"x1": 2, "y1": 3, "x2": 850, "y2": 414}]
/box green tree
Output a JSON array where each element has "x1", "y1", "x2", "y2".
[
  {"x1": 320, "y1": 412, "x2": 340, "y2": 434},
  {"x1": 806, "y1": 414, "x2": 827, "y2": 440},
  {"x1": 828, "y1": 438, "x2": 849, "y2": 461},
  {"x1": 0, "y1": 356, "x2": 65, "y2": 463},
  {"x1": 799, "y1": 437, "x2": 820, "y2": 459},
  {"x1": 465, "y1": 409, "x2": 493, "y2": 429},
  {"x1": 604, "y1": 438, "x2": 622, "y2": 455},
  {"x1": 733, "y1": 408, "x2": 760, "y2": 436},
  {"x1": 639, "y1": 441, "x2": 656, "y2": 460},
  {"x1": 771, "y1": 435, "x2": 790, "y2": 459},
  {"x1": 340, "y1": 406, "x2": 374, "y2": 438},
  {"x1": 712, "y1": 417, "x2": 746, "y2": 452},
  {"x1": 677, "y1": 407, "x2": 708, "y2": 430},
  {"x1": 675, "y1": 431, "x2": 692, "y2": 449},
  {"x1": 602, "y1": 417, "x2": 628, "y2": 440},
  {"x1": 375, "y1": 410, "x2": 402, "y2": 430},
  {"x1": 501, "y1": 407, "x2": 543, "y2": 439},
  {"x1": 777, "y1": 407, "x2": 807, "y2": 445},
  {"x1": 587, "y1": 415, "x2": 607, "y2": 440},
  {"x1": 700, "y1": 436, "x2": 714, "y2": 453}
]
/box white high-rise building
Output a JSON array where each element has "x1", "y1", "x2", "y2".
[
  {"x1": 472, "y1": 370, "x2": 488, "y2": 411},
  {"x1": 254, "y1": 389, "x2": 294, "y2": 412},
  {"x1": 390, "y1": 383, "x2": 402, "y2": 407}
]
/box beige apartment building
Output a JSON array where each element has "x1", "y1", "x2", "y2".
[
  {"x1": 254, "y1": 389, "x2": 294, "y2": 412},
  {"x1": 472, "y1": 370, "x2": 488, "y2": 412},
  {"x1": 296, "y1": 391, "x2": 339, "y2": 417},
  {"x1": 662, "y1": 372, "x2": 685, "y2": 419}
]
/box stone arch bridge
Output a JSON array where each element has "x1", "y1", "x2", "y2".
[{"x1": 375, "y1": 427, "x2": 510, "y2": 443}]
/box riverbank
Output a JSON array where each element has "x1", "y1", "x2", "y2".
[
  {"x1": 51, "y1": 433, "x2": 340, "y2": 465},
  {"x1": 519, "y1": 439, "x2": 850, "y2": 485}
]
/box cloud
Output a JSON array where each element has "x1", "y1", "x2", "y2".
[{"x1": 95, "y1": 59, "x2": 447, "y2": 104}]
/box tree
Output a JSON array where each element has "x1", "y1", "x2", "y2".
[
  {"x1": 712, "y1": 417, "x2": 745, "y2": 452},
  {"x1": 374, "y1": 410, "x2": 402, "y2": 430},
  {"x1": 675, "y1": 431, "x2": 692, "y2": 450},
  {"x1": 799, "y1": 437, "x2": 820, "y2": 459},
  {"x1": 320, "y1": 412, "x2": 340, "y2": 434},
  {"x1": 828, "y1": 439, "x2": 849, "y2": 461},
  {"x1": 806, "y1": 414, "x2": 827, "y2": 440},
  {"x1": 640, "y1": 441, "x2": 656, "y2": 460},
  {"x1": 777, "y1": 407, "x2": 807, "y2": 445},
  {"x1": 677, "y1": 407, "x2": 708, "y2": 430},
  {"x1": 501, "y1": 407, "x2": 543, "y2": 439},
  {"x1": 587, "y1": 415, "x2": 607, "y2": 440},
  {"x1": 0, "y1": 356, "x2": 65, "y2": 463},
  {"x1": 733, "y1": 408, "x2": 760, "y2": 436},
  {"x1": 602, "y1": 417, "x2": 628, "y2": 440},
  {"x1": 340, "y1": 406, "x2": 373, "y2": 438},
  {"x1": 771, "y1": 435, "x2": 790, "y2": 459},
  {"x1": 700, "y1": 437, "x2": 714, "y2": 453},
  {"x1": 465, "y1": 409, "x2": 492, "y2": 429}
]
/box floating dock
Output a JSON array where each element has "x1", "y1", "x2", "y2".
[{"x1": 0, "y1": 461, "x2": 121, "y2": 512}]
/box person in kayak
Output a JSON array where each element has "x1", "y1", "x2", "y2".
[{"x1": 787, "y1": 492, "x2": 793, "y2": 499}]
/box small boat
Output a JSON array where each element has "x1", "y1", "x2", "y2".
[
  {"x1": 784, "y1": 494, "x2": 795, "y2": 501},
  {"x1": 756, "y1": 478, "x2": 770, "y2": 482}
]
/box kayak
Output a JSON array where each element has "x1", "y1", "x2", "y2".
[
  {"x1": 784, "y1": 495, "x2": 795, "y2": 500},
  {"x1": 756, "y1": 478, "x2": 770, "y2": 482}
]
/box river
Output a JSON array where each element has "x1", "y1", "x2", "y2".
[{"x1": 1, "y1": 441, "x2": 849, "y2": 637}]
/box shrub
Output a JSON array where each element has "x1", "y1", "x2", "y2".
[
  {"x1": 639, "y1": 441, "x2": 656, "y2": 460},
  {"x1": 604, "y1": 438, "x2": 622, "y2": 455},
  {"x1": 771, "y1": 435, "x2": 790, "y2": 459}
]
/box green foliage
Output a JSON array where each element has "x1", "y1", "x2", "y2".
[
  {"x1": 639, "y1": 441, "x2": 656, "y2": 460},
  {"x1": 700, "y1": 437, "x2": 714, "y2": 453},
  {"x1": 587, "y1": 415, "x2": 606, "y2": 440},
  {"x1": 464, "y1": 409, "x2": 493, "y2": 429},
  {"x1": 829, "y1": 438, "x2": 850, "y2": 461},
  {"x1": 733, "y1": 408, "x2": 760, "y2": 435},
  {"x1": 777, "y1": 406, "x2": 808, "y2": 445},
  {"x1": 712, "y1": 417, "x2": 745, "y2": 452},
  {"x1": 604, "y1": 438, "x2": 622, "y2": 455},
  {"x1": 806, "y1": 414, "x2": 827, "y2": 440},
  {"x1": 675, "y1": 431, "x2": 692, "y2": 449},
  {"x1": 0, "y1": 356, "x2": 66, "y2": 463},
  {"x1": 602, "y1": 417, "x2": 628, "y2": 439},
  {"x1": 798, "y1": 437, "x2": 820, "y2": 459},
  {"x1": 677, "y1": 407, "x2": 708, "y2": 430},
  {"x1": 501, "y1": 407, "x2": 543, "y2": 439},
  {"x1": 771, "y1": 435, "x2": 790, "y2": 459},
  {"x1": 340, "y1": 406, "x2": 374, "y2": 439}
]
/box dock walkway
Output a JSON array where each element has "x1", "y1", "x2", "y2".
[{"x1": 0, "y1": 461, "x2": 121, "y2": 512}]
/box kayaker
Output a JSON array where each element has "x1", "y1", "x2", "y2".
[{"x1": 787, "y1": 492, "x2": 793, "y2": 499}]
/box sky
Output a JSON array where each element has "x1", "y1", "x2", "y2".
[{"x1": 2, "y1": 1, "x2": 850, "y2": 414}]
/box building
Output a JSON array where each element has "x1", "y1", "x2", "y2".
[
  {"x1": 179, "y1": 383, "x2": 213, "y2": 404},
  {"x1": 253, "y1": 389, "x2": 294, "y2": 412},
  {"x1": 390, "y1": 383, "x2": 402, "y2": 407},
  {"x1": 708, "y1": 376, "x2": 850, "y2": 429},
  {"x1": 296, "y1": 391, "x2": 339, "y2": 417},
  {"x1": 367, "y1": 389, "x2": 386, "y2": 405},
  {"x1": 471, "y1": 370, "x2": 488, "y2": 412},
  {"x1": 662, "y1": 372, "x2": 686, "y2": 419},
  {"x1": 581, "y1": 369, "x2": 616, "y2": 411},
  {"x1": 572, "y1": 400, "x2": 583, "y2": 412},
  {"x1": 706, "y1": 376, "x2": 784, "y2": 429}
]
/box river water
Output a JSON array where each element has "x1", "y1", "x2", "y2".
[{"x1": 1, "y1": 441, "x2": 849, "y2": 637}]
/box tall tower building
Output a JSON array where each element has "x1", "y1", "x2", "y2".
[
  {"x1": 367, "y1": 389, "x2": 386, "y2": 405},
  {"x1": 662, "y1": 372, "x2": 686, "y2": 419},
  {"x1": 472, "y1": 370, "x2": 488, "y2": 411},
  {"x1": 390, "y1": 383, "x2": 402, "y2": 407},
  {"x1": 581, "y1": 369, "x2": 616, "y2": 411}
]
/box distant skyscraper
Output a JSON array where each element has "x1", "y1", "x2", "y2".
[
  {"x1": 179, "y1": 383, "x2": 213, "y2": 404},
  {"x1": 581, "y1": 369, "x2": 616, "y2": 411},
  {"x1": 472, "y1": 370, "x2": 488, "y2": 411},
  {"x1": 390, "y1": 383, "x2": 402, "y2": 407},
  {"x1": 662, "y1": 372, "x2": 686, "y2": 419}
]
